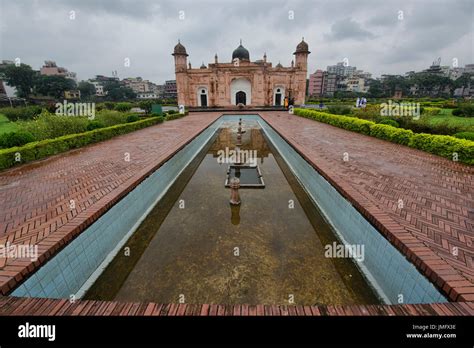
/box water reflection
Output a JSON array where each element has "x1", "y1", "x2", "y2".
[{"x1": 85, "y1": 120, "x2": 380, "y2": 306}]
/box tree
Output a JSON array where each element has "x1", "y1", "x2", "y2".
[
  {"x1": 77, "y1": 81, "x2": 96, "y2": 99},
  {"x1": 138, "y1": 100, "x2": 154, "y2": 113},
  {"x1": 382, "y1": 75, "x2": 409, "y2": 96},
  {"x1": 33, "y1": 75, "x2": 77, "y2": 99},
  {"x1": 367, "y1": 79, "x2": 384, "y2": 98},
  {"x1": 103, "y1": 81, "x2": 136, "y2": 101},
  {"x1": 407, "y1": 73, "x2": 453, "y2": 97},
  {"x1": 0, "y1": 63, "x2": 36, "y2": 98},
  {"x1": 453, "y1": 73, "x2": 473, "y2": 89}
]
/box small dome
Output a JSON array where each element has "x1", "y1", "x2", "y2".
[
  {"x1": 200, "y1": 62, "x2": 206, "y2": 69},
  {"x1": 294, "y1": 38, "x2": 310, "y2": 54},
  {"x1": 276, "y1": 62, "x2": 283, "y2": 68},
  {"x1": 173, "y1": 41, "x2": 188, "y2": 56},
  {"x1": 232, "y1": 40, "x2": 250, "y2": 61}
]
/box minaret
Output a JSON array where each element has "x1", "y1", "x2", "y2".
[
  {"x1": 293, "y1": 37, "x2": 310, "y2": 71},
  {"x1": 172, "y1": 40, "x2": 189, "y2": 106},
  {"x1": 292, "y1": 38, "x2": 311, "y2": 106},
  {"x1": 172, "y1": 40, "x2": 188, "y2": 72}
]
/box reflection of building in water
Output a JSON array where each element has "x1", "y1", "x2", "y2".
[{"x1": 209, "y1": 128, "x2": 271, "y2": 160}]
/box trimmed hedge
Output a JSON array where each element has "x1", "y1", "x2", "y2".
[
  {"x1": 165, "y1": 111, "x2": 189, "y2": 121},
  {"x1": 0, "y1": 116, "x2": 164, "y2": 170},
  {"x1": 0, "y1": 131, "x2": 36, "y2": 148},
  {"x1": 295, "y1": 108, "x2": 374, "y2": 135},
  {"x1": 454, "y1": 132, "x2": 474, "y2": 141},
  {"x1": 370, "y1": 124, "x2": 413, "y2": 145},
  {"x1": 422, "y1": 107, "x2": 441, "y2": 116},
  {"x1": 377, "y1": 118, "x2": 400, "y2": 128},
  {"x1": 126, "y1": 114, "x2": 140, "y2": 123},
  {"x1": 294, "y1": 108, "x2": 474, "y2": 165}
]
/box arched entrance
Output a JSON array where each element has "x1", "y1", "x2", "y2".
[
  {"x1": 230, "y1": 78, "x2": 252, "y2": 105},
  {"x1": 273, "y1": 86, "x2": 285, "y2": 106},
  {"x1": 197, "y1": 87, "x2": 208, "y2": 107},
  {"x1": 236, "y1": 91, "x2": 246, "y2": 105}
]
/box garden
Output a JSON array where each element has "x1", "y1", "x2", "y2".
[
  {"x1": 306, "y1": 99, "x2": 474, "y2": 140},
  {"x1": 0, "y1": 101, "x2": 185, "y2": 170},
  {"x1": 294, "y1": 103, "x2": 474, "y2": 164}
]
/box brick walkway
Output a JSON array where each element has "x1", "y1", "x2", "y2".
[
  {"x1": 259, "y1": 111, "x2": 474, "y2": 302},
  {"x1": 0, "y1": 113, "x2": 221, "y2": 294},
  {"x1": 0, "y1": 111, "x2": 472, "y2": 314},
  {"x1": 0, "y1": 295, "x2": 473, "y2": 316}
]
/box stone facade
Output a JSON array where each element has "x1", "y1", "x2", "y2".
[{"x1": 172, "y1": 40, "x2": 310, "y2": 107}]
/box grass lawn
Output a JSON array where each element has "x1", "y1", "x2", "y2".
[
  {"x1": 0, "y1": 114, "x2": 19, "y2": 135},
  {"x1": 422, "y1": 109, "x2": 474, "y2": 131}
]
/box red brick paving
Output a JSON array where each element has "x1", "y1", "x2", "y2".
[
  {"x1": 259, "y1": 111, "x2": 474, "y2": 302},
  {"x1": 0, "y1": 110, "x2": 472, "y2": 315},
  {"x1": 0, "y1": 112, "x2": 221, "y2": 294},
  {"x1": 0, "y1": 296, "x2": 473, "y2": 316}
]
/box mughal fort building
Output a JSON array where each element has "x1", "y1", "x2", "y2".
[{"x1": 172, "y1": 39, "x2": 310, "y2": 108}]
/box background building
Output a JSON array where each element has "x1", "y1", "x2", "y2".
[
  {"x1": 164, "y1": 80, "x2": 177, "y2": 100},
  {"x1": 308, "y1": 69, "x2": 324, "y2": 96},
  {"x1": 88, "y1": 75, "x2": 119, "y2": 96},
  {"x1": 40, "y1": 61, "x2": 77, "y2": 81},
  {"x1": 327, "y1": 62, "x2": 356, "y2": 78}
]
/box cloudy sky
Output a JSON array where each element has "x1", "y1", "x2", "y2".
[{"x1": 0, "y1": 0, "x2": 473, "y2": 84}]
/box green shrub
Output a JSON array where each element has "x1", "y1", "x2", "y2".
[
  {"x1": 451, "y1": 104, "x2": 474, "y2": 117},
  {"x1": 86, "y1": 121, "x2": 105, "y2": 131},
  {"x1": 370, "y1": 124, "x2": 413, "y2": 145},
  {"x1": 454, "y1": 131, "x2": 474, "y2": 141},
  {"x1": 441, "y1": 101, "x2": 457, "y2": 109},
  {"x1": 422, "y1": 107, "x2": 441, "y2": 116},
  {"x1": 377, "y1": 118, "x2": 399, "y2": 128},
  {"x1": 0, "y1": 106, "x2": 43, "y2": 121},
  {"x1": 114, "y1": 102, "x2": 133, "y2": 112},
  {"x1": 17, "y1": 111, "x2": 90, "y2": 140},
  {"x1": 327, "y1": 105, "x2": 352, "y2": 115},
  {"x1": 138, "y1": 100, "x2": 154, "y2": 113},
  {"x1": 104, "y1": 102, "x2": 115, "y2": 110},
  {"x1": 395, "y1": 117, "x2": 463, "y2": 136},
  {"x1": 295, "y1": 108, "x2": 374, "y2": 135},
  {"x1": 408, "y1": 133, "x2": 473, "y2": 164},
  {"x1": 94, "y1": 110, "x2": 129, "y2": 127},
  {"x1": 126, "y1": 115, "x2": 140, "y2": 123},
  {"x1": 167, "y1": 109, "x2": 177, "y2": 115},
  {"x1": 0, "y1": 131, "x2": 35, "y2": 148},
  {"x1": 0, "y1": 116, "x2": 165, "y2": 170},
  {"x1": 455, "y1": 104, "x2": 474, "y2": 117},
  {"x1": 294, "y1": 108, "x2": 474, "y2": 165}
]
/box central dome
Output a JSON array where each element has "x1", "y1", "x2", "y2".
[{"x1": 232, "y1": 41, "x2": 250, "y2": 61}]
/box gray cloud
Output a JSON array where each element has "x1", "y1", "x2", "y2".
[
  {"x1": 0, "y1": 0, "x2": 472, "y2": 83},
  {"x1": 324, "y1": 17, "x2": 376, "y2": 40}
]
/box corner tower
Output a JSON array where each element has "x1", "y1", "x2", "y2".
[
  {"x1": 172, "y1": 40, "x2": 189, "y2": 106},
  {"x1": 293, "y1": 38, "x2": 310, "y2": 71}
]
